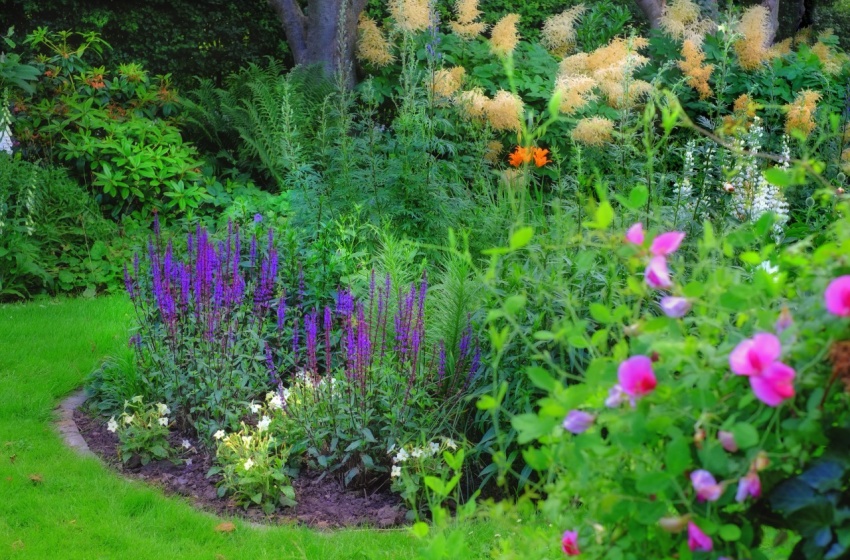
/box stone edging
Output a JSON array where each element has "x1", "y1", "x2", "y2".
[{"x1": 55, "y1": 389, "x2": 95, "y2": 457}]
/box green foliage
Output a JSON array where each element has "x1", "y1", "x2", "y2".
[
  {"x1": 0, "y1": 154, "x2": 117, "y2": 300},
  {"x1": 12, "y1": 29, "x2": 210, "y2": 217},
  {"x1": 111, "y1": 396, "x2": 174, "y2": 466},
  {"x1": 0, "y1": 0, "x2": 287, "y2": 87}
]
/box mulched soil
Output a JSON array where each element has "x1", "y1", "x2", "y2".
[{"x1": 73, "y1": 408, "x2": 407, "y2": 529}]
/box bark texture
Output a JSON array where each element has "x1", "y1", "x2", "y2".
[
  {"x1": 268, "y1": 0, "x2": 368, "y2": 87},
  {"x1": 762, "y1": 0, "x2": 781, "y2": 44},
  {"x1": 634, "y1": 0, "x2": 666, "y2": 28}
]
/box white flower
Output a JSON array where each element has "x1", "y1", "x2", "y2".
[
  {"x1": 391, "y1": 465, "x2": 402, "y2": 478},
  {"x1": 181, "y1": 439, "x2": 192, "y2": 449},
  {"x1": 213, "y1": 430, "x2": 225, "y2": 440},
  {"x1": 185, "y1": 458, "x2": 193, "y2": 467},
  {"x1": 241, "y1": 435, "x2": 253, "y2": 446},
  {"x1": 268, "y1": 394, "x2": 283, "y2": 410},
  {"x1": 156, "y1": 403, "x2": 170, "y2": 416},
  {"x1": 428, "y1": 442, "x2": 440, "y2": 456},
  {"x1": 265, "y1": 391, "x2": 276, "y2": 402},
  {"x1": 444, "y1": 438, "x2": 457, "y2": 450},
  {"x1": 257, "y1": 416, "x2": 271, "y2": 432},
  {"x1": 158, "y1": 417, "x2": 169, "y2": 427},
  {"x1": 244, "y1": 458, "x2": 254, "y2": 470},
  {"x1": 411, "y1": 447, "x2": 424, "y2": 459},
  {"x1": 107, "y1": 417, "x2": 118, "y2": 433},
  {"x1": 123, "y1": 414, "x2": 135, "y2": 425},
  {"x1": 393, "y1": 448, "x2": 410, "y2": 463},
  {"x1": 131, "y1": 396, "x2": 144, "y2": 404},
  {"x1": 249, "y1": 401, "x2": 261, "y2": 414},
  {"x1": 757, "y1": 261, "x2": 779, "y2": 276}
]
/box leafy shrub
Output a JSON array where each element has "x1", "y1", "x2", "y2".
[
  {"x1": 0, "y1": 154, "x2": 117, "y2": 299},
  {"x1": 11, "y1": 29, "x2": 211, "y2": 217},
  {"x1": 208, "y1": 402, "x2": 295, "y2": 513},
  {"x1": 108, "y1": 396, "x2": 173, "y2": 466},
  {"x1": 453, "y1": 189, "x2": 850, "y2": 559}
]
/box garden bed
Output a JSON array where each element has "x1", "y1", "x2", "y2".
[{"x1": 72, "y1": 407, "x2": 407, "y2": 529}]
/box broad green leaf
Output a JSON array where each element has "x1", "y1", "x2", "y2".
[{"x1": 509, "y1": 227, "x2": 534, "y2": 250}]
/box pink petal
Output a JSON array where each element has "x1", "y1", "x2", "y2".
[
  {"x1": 645, "y1": 256, "x2": 672, "y2": 290},
  {"x1": 718, "y1": 431, "x2": 739, "y2": 453},
  {"x1": 618, "y1": 356, "x2": 657, "y2": 397},
  {"x1": 687, "y1": 521, "x2": 713, "y2": 552},
  {"x1": 735, "y1": 472, "x2": 762, "y2": 502},
  {"x1": 625, "y1": 222, "x2": 645, "y2": 245},
  {"x1": 561, "y1": 530, "x2": 580, "y2": 556},
  {"x1": 729, "y1": 333, "x2": 782, "y2": 376},
  {"x1": 690, "y1": 469, "x2": 722, "y2": 502},
  {"x1": 825, "y1": 276, "x2": 850, "y2": 317},
  {"x1": 749, "y1": 362, "x2": 795, "y2": 407},
  {"x1": 650, "y1": 231, "x2": 686, "y2": 256},
  {"x1": 660, "y1": 296, "x2": 691, "y2": 318}
]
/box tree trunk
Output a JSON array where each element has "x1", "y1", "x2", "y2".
[
  {"x1": 762, "y1": 0, "x2": 780, "y2": 44},
  {"x1": 267, "y1": 0, "x2": 368, "y2": 87},
  {"x1": 634, "y1": 0, "x2": 666, "y2": 28}
]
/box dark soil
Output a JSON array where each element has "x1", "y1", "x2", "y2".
[{"x1": 73, "y1": 408, "x2": 407, "y2": 529}]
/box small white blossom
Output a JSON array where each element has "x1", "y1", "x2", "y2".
[
  {"x1": 241, "y1": 435, "x2": 253, "y2": 445},
  {"x1": 257, "y1": 416, "x2": 271, "y2": 432},
  {"x1": 156, "y1": 403, "x2": 170, "y2": 416},
  {"x1": 393, "y1": 448, "x2": 410, "y2": 463},
  {"x1": 185, "y1": 458, "x2": 193, "y2": 467},
  {"x1": 181, "y1": 439, "x2": 192, "y2": 449},
  {"x1": 213, "y1": 430, "x2": 225, "y2": 440},
  {"x1": 428, "y1": 442, "x2": 440, "y2": 456},
  {"x1": 268, "y1": 394, "x2": 284, "y2": 410},
  {"x1": 757, "y1": 261, "x2": 779, "y2": 276},
  {"x1": 265, "y1": 391, "x2": 276, "y2": 402},
  {"x1": 107, "y1": 417, "x2": 118, "y2": 433},
  {"x1": 249, "y1": 401, "x2": 261, "y2": 414},
  {"x1": 158, "y1": 417, "x2": 169, "y2": 427},
  {"x1": 444, "y1": 438, "x2": 458, "y2": 450},
  {"x1": 391, "y1": 465, "x2": 402, "y2": 478},
  {"x1": 411, "y1": 447, "x2": 424, "y2": 459},
  {"x1": 123, "y1": 414, "x2": 135, "y2": 425},
  {"x1": 131, "y1": 396, "x2": 144, "y2": 404},
  {"x1": 244, "y1": 458, "x2": 254, "y2": 470}
]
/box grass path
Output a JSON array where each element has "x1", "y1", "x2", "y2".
[{"x1": 0, "y1": 296, "x2": 418, "y2": 560}]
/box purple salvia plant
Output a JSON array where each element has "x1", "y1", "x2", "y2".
[{"x1": 305, "y1": 310, "x2": 318, "y2": 374}]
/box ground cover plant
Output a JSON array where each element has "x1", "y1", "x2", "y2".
[{"x1": 0, "y1": 296, "x2": 428, "y2": 559}]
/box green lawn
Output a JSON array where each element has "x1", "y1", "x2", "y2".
[{"x1": 0, "y1": 296, "x2": 420, "y2": 560}]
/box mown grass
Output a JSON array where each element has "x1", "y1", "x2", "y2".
[{"x1": 0, "y1": 296, "x2": 423, "y2": 560}]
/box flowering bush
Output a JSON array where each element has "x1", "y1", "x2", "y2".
[
  {"x1": 468, "y1": 193, "x2": 850, "y2": 558},
  {"x1": 207, "y1": 398, "x2": 294, "y2": 514},
  {"x1": 108, "y1": 396, "x2": 173, "y2": 466}
]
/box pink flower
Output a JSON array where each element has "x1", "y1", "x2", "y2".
[
  {"x1": 645, "y1": 256, "x2": 672, "y2": 289},
  {"x1": 825, "y1": 276, "x2": 850, "y2": 317},
  {"x1": 687, "y1": 521, "x2": 713, "y2": 552},
  {"x1": 625, "y1": 222, "x2": 645, "y2": 245},
  {"x1": 750, "y1": 362, "x2": 796, "y2": 406},
  {"x1": 561, "y1": 530, "x2": 580, "y2": 556},
  {"x1": 618, "y1": 356, "x2": 657, "y2": 398},
  {"x1": 562, "y1": 410, "x2": 595, "y2": 434},
  {"x1": 730, "y1": 334, "x2": 795, "y2": 406},
  {"x1": 718, "y1": 431, "x2": 739, "y2": 453},
  {"x1": 735, "y1": 472, "x2": 761, "y2": 503},
  {"x1": 605, "y1": 384, "x2": 626, "y2": 408},
  {"x1": 650, "y1": 231, "x2": 685, "y2": 256},
  {"x1": 729, "y1": 333, "x2": 782, "y2": 376},
  {"x1": 660, "y1": 296, "x2": 691, "y2": 318},
  {"x1": 690, "y1": 470, "x2": 723, "y2": 502}
]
